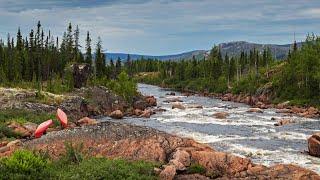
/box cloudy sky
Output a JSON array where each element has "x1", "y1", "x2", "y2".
[{"x1": 0, "y1": 0, "x2": 320, "y2": 55}]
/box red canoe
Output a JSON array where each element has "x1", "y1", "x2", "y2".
[
  {"x1": 34, "y1": 120, "x2": 53, "y2": 138},
  {"x1": 57, "y1": 108, "x2": 68, "y2": 128}
]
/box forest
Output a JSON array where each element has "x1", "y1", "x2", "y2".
[
  {"x1": 0, "y1": 21, "x2": 135, "y2": 100},
  {"x1": 132, "y1": 36, "x2": 320, "y2": 107}
]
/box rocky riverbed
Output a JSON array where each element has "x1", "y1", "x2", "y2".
[
  {"x1": 114, "y1": 84, "x2": 320, "y2": 174},
  {"x1": 22, "y1": 121, "x2": 319, "y2": 179},
  {"x1": 0, "y1": 84, "x2": 319, "y2": 179}
]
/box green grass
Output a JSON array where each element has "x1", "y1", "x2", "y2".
[
  {"x1": 0, "y1": 149, "x2": 158, "y2": 180},
  {"x1": 186, "y1": 164, "x2": 206, "y2": 174},
  {"x1": 0, "y1": 109, "x2": 56, "y2": 139},
  {"x1": 0, "y1": 109, "x2": 55, "y2": 126}
]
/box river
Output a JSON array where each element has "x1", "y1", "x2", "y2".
[{"x1": 103, "y1": 83, "x2": 320, "y2": 173}]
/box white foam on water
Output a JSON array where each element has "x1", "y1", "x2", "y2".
[
  {"x1": 228, "y1": 144, "x2": 320, "y2": 173},
  {"x1": 270, "y1": 131, "x2": 310, "y2": 140}
]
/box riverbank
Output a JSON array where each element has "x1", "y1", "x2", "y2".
[
  {"x1": 8, "y1": 121, "x2": 320, "y2": 179},
  {"x1": 0, "y1": 85, "x2": 156, "y2": 151},
  {"x1": 148, "y1": 82, "x2": 320, "y2": 119},
  {"x1": 1, "y1": 84, "x2": 320, "y2": 179}
]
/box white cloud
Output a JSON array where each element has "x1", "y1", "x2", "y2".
[{"x1": 0, "y1": 0, "x2": 319, "y2": 54}]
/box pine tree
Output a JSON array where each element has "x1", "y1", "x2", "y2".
[
  {"x1": 95, "y1": 37, "x2": 104, "y2": 78},
  {"x1": 85, "y1": 31, "x2": 92, "y2": 65},
  {"x1": 115, "y1": 57, "x2": 122, "y2": 77}
]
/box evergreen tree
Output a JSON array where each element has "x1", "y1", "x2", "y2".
[{"x1": 85, "y1": 31, "x2": 92, "y2": 65}]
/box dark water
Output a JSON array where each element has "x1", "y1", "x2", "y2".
[{"x1": 103, "y1": 83, "x2": 320, "y2": 173}]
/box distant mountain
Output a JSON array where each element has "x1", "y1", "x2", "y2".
[
  {"x1": 106, "y1": 50, "x2": 206, "y2": 61},
  {"x1": 218, "y1": 41, "x2": 302, "y2": 59},
  {"x1": 106, "y1": 41, "x2": 301, "y2": 62}
]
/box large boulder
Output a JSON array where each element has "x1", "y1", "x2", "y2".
[
  {"x1": 7, "y1": 122, "x2": 31, "y2": 137},
  {"x1": 77, "y1": 117, "x2": 98, "y2": 126},
  {"x1": 172, "y1": 103, "x2": 186, "y2": 110},
  {"x1": 274, "y1": 119, "x2": 295, "y2": 126},
  {"x1": 247, "y1": 108, "x2": 263, "y2": 113},
  {"x1": 308, "y1": 133, "x2": 320, "y2": 157},
  {"x1": 109, "y1": 110, "x2": 124, "y2": 119},
  {"x1": 160, "y1": 165, "x2": 176, "y2": 180},
  {"x1": 213, "y1": 112, "x2": 229, "y2": 119},
  {"x1": 140, "y1": 109, "x2": 153, "y2": 118},
  {"x1": 169, "y1": 149, "x2": 191, "y2": 171},
  {"x1": 145, "y1": 96, "x2": 157, "y2": 106},
  {"x1": 72, "y1": 63, "x2": 91, "y2": 88},
  {"x1": 133, "y1": 100, "x2": 148, "y2": 110}
]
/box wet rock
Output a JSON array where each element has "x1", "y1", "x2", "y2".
[
  {"x1": 247, "y1": 108, "x2": 263, "y2": 113},
  {"x1": 8, "y1": 122, "x2": 31, "y2": 137},
  {"x1": 133, "y1": 109, "x2": 143, "y2": 116},
  {"x1": 140, "y1": 109, "x2": 152, "y2": 118},
  {"x1": 166, "y1": 92, "x2": 176, "y2": 96},
  {"x1": 160, "y1": 165, "x2": 176, "y2": 180},
  {"x1": 77, "y1": 117, "x2": 98, "y2": 126},
  {"x1": 274, "y1": 119, "x2": 295, "y2": 126},
  {"x1": 187, "y1": 104, "x2": 203, "y2": 109},
  {"x1": 164, "y1": 98, "x2": 183, "y2": 103},
  {"x1": 213, "y1": 112, "x2": 229, "y2": 119},
  {"x1": 308, "y1": 132, "x2": 320, "y2": 157},
  {"x1": 153, "y1": 108, "x2": 167, "y2": 112},
  {"x1": 145, "y1": 96, "x2": 157, "y2": 106},
  {"x1": 182, "y1": 92, "x2": 193, "y2": 97},
  {"x1": 109, "y1": 110, "x2": 124, "y2": 119},
  {"x1": 172, "y1": 103, "x2": 186, "y2": 110},
  {"x1": 133, "y1": 100, "x2": 148, "y2": 110}
]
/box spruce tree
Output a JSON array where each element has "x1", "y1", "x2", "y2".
[{"x1": 85, "y1": 31, "x2": 92, "y2": 65}]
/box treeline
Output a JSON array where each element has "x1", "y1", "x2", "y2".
[
  {"x1": 0, "y1": 22, "x2": 132, "y2": 89},
  {"x1": 133, "y1": 35, "x2": 320, "y2": 106},
  {"x1": 133, "y1": 46, "x2": 275, "y2": 92},
  {"x1": 0, "y1": 21, "x2": 138, "y2": 101}
]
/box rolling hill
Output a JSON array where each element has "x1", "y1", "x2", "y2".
[{"x1": 106, "y1": 41, "x2": 301, "y2": 61}]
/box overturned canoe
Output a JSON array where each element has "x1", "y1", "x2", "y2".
[
  {"x1": 34, "y1": 120, "x2": 53, "y2": 138},
  {"x1": 57, "y1": 108, "x2": 68, "y2": 128}
]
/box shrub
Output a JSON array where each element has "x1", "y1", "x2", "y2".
[
  {"x1": 108, "y1": 71, "x2": 137, "y2": 103},
  {"x1": 187, "y1": 164, "x2": 206, "y2": 174},
  {"x1": 0, "y1": 150, "x2": 50, "y2": 179}
]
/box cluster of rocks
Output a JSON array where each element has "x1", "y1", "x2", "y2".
[
  {"x1": 215, "y1": 93, "x2": 319, "y2": 118},
  {"x1": 20, "y1": 122, "x2": 319, "y2": 179}
]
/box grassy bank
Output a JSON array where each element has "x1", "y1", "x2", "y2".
[
  {"x1": 0, "y1": 109, "x2": 56, "y2": 139},
  {"x1": 0, "y1": 147, "x2": 158, "y2": 180}
]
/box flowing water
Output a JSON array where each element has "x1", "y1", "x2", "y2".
[{"x1": 104, "y1": 83, "x2": 320, "y2": 173}]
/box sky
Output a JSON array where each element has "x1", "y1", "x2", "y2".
[{"x1": 0, "y1": 0, "x2": 320, "y2": 55}]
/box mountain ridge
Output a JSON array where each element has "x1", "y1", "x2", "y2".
[{"x1": 106, "y1": 41, "x2": 301, "y2": 61}]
